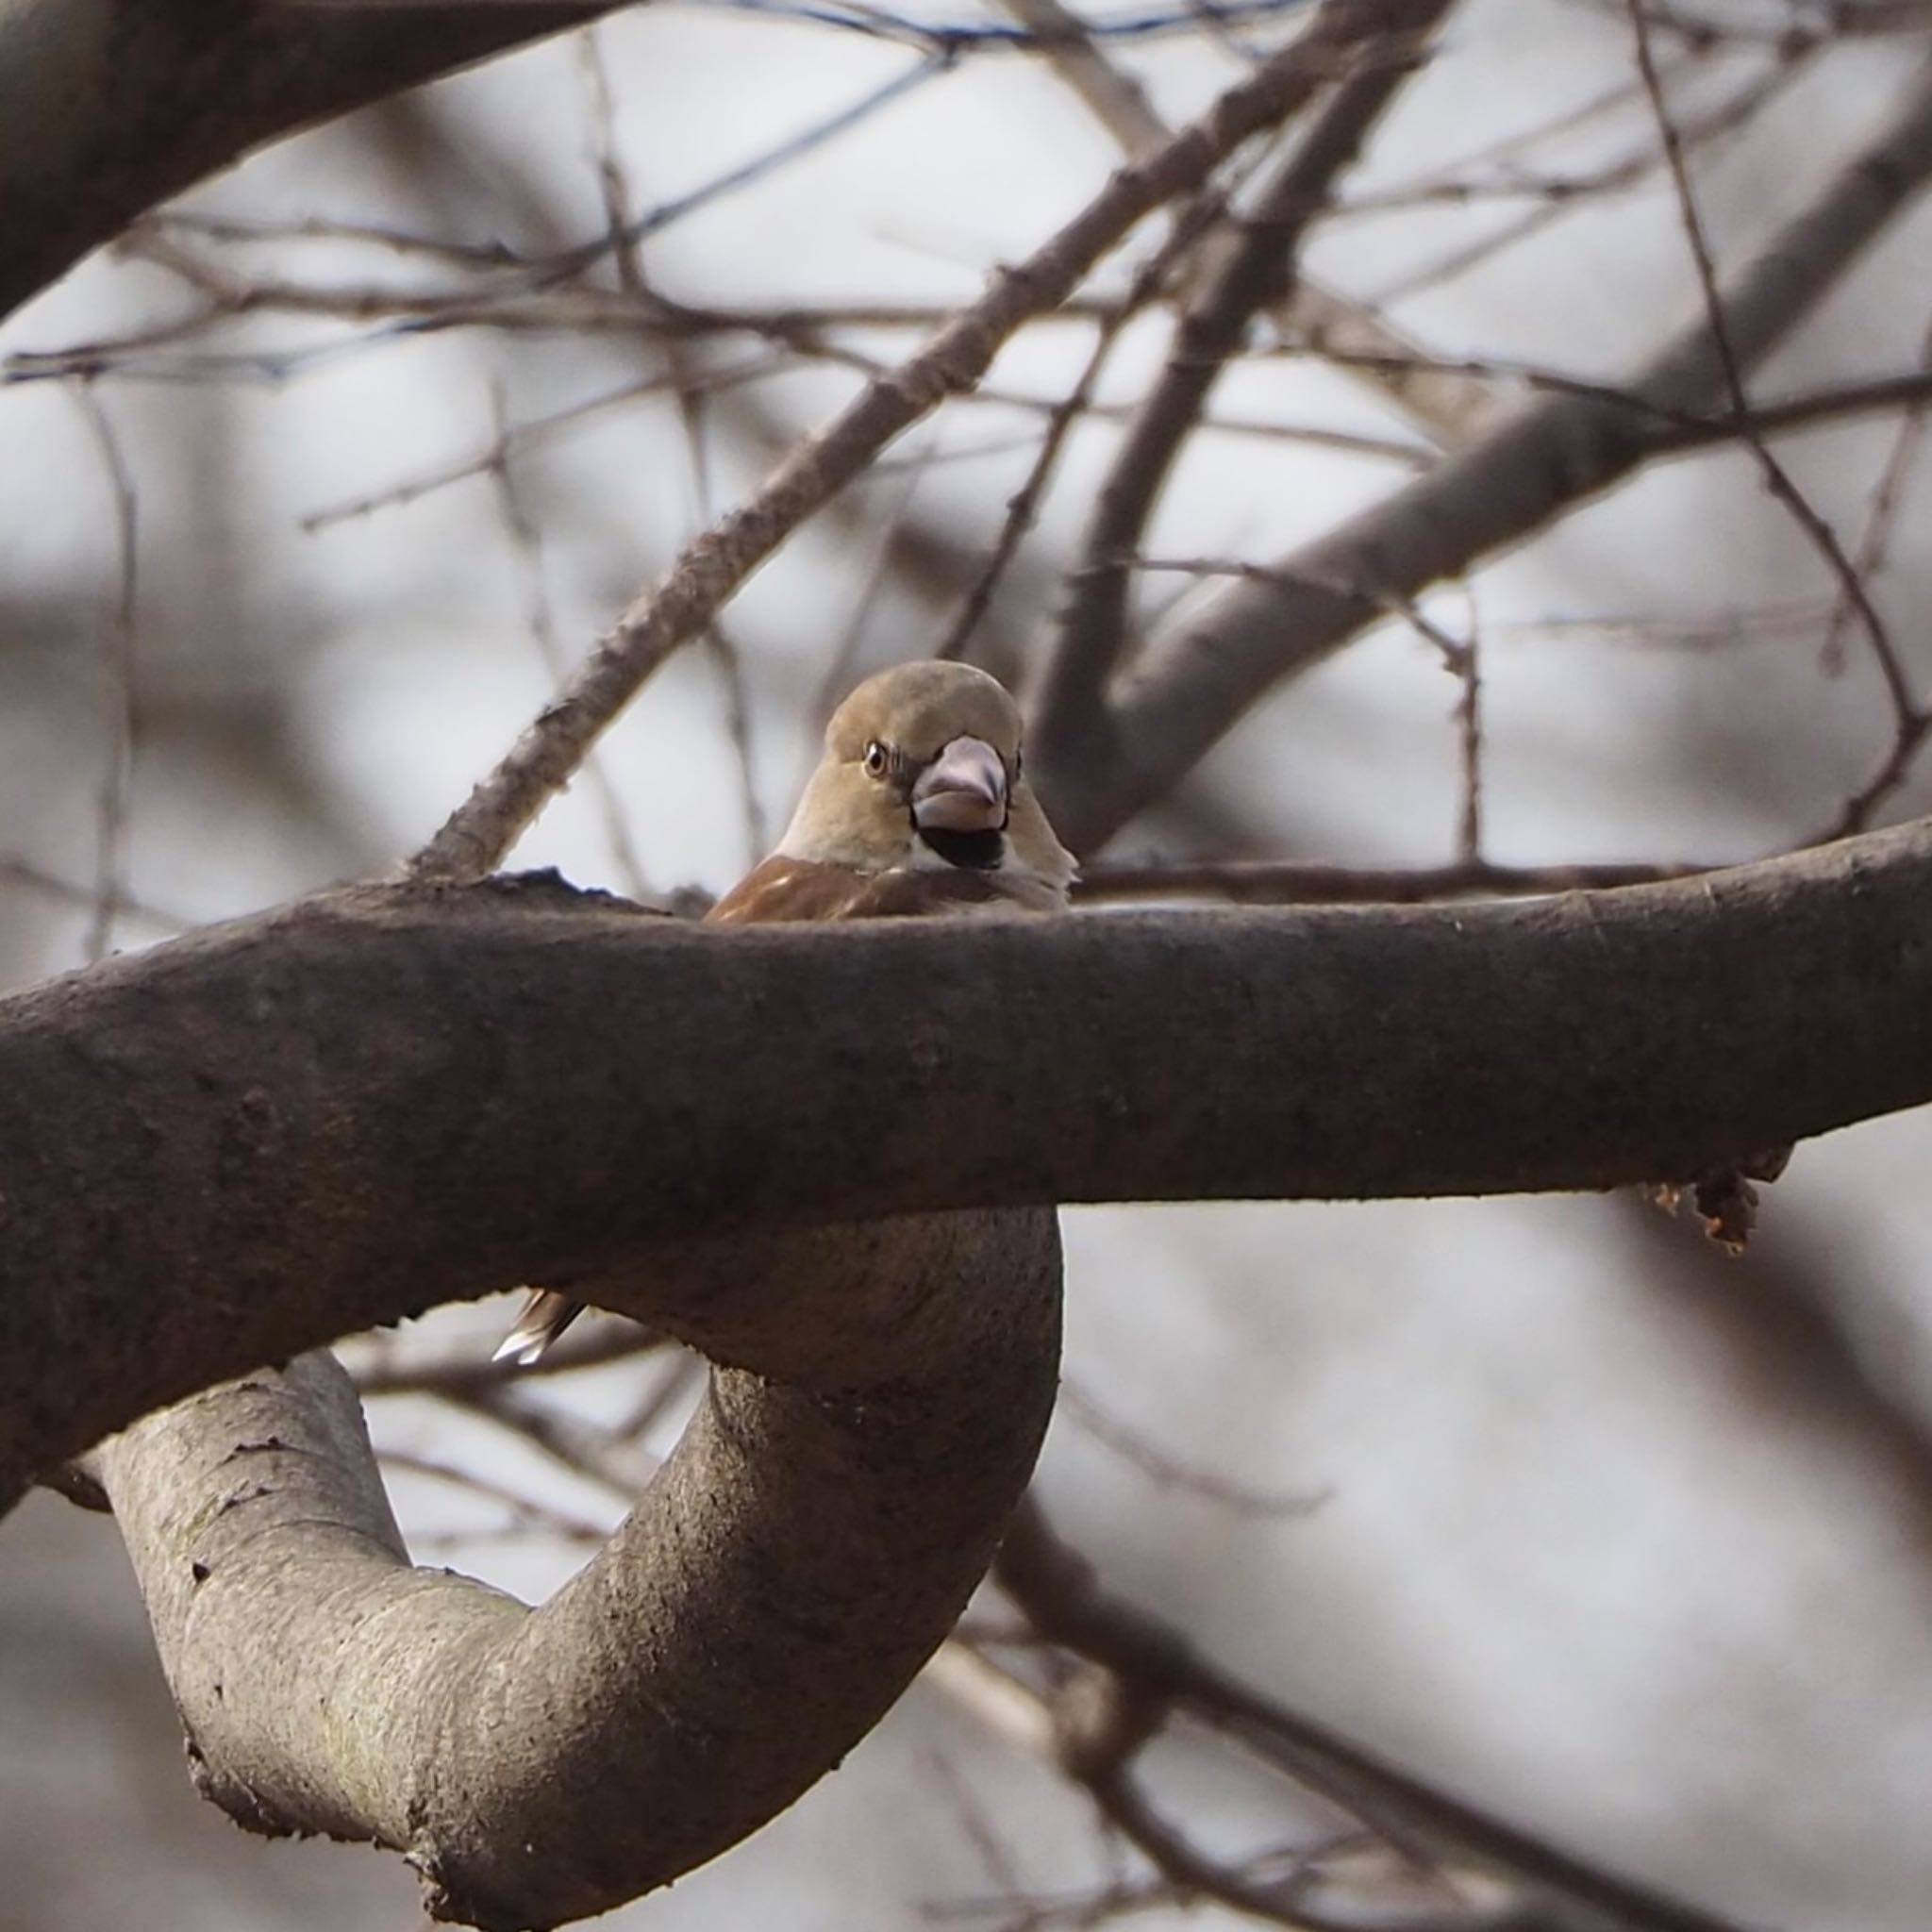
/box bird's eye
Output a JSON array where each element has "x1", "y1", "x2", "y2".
[{"x1": 862, "y1": 741, "x2": 891, "y2": 779}]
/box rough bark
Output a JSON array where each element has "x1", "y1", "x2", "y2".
[
  {"x1": 92, "y1": 1206, "x2": 1059, "y2": 1929},
  {"x1": 7, "y1": 825, "x2": 1932, "y2": 1507},
  {"x1": 0, "y1": 0, "x2": 615, "y2": 324}
]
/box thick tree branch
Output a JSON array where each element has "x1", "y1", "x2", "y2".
[
  {"x1": 7, "y1": 821, "x2": 1932, "y2": 1504},
  {"x1": 91, "y1": 1205, "x2": 1059, "y2": 1929},
  {"x1": 13, "y1": 819, "x2": 1932, "y2": 1922},
  {"x1": 0, "y1": 0, "x2": 619, "y2": 325},
  {"x1": 1039, "y1": 53, "x2": 1932, "y2": 850}
]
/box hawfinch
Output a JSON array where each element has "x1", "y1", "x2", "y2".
[{"x1": 493, "y1": 658, "x2": 1075, "y2": 1366}]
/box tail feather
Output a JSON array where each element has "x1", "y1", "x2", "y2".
[{"x1": 491, "y1": 1289, "x2": 583, "y2": 1368}]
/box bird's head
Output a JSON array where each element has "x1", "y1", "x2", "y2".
[{"x1": 776, "y1": 660, "x2": 1074, "y2": 900}]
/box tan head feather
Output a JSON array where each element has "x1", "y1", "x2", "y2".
[{"x1": 775, "y1": 660, "x2": 1074, "y2": 902}]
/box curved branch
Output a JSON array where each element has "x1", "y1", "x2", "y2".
[
  {"x1": 7, "y1": 823, "x2": 1932, "y2": 1503},
  {"x1": 0, "y1": 0, "x2": 617, "y2": 325},
  {"x1": 93, "y1": 1206, "x2": 1059, "y2": 1929}
]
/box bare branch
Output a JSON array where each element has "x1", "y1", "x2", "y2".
[
  {"x1": 419, "y1": 1377, "x2": 659, "y2": 1495},
  {"x1": 486, "y1": 377, "x2": 658, "y2": 900},
  {"x1": 9, "y1": 821, "x2": 1932, "y2": 1503},
  {"x1": 1058, "y1": 1379, "x2": 1329, "y2": 1518},
  {"x1": 996, "y1": 1499, "x2": 1761, "y2": 1932},
  {"x1": 1073, "y1": 855, "x2": 1716, "y2": 905},
  {"x1": 375, "y1": 1441, "x2": 615, "y2": 1541},
  {"x1": 997, "y1": 0, "x2": 1499, "y2": 441},
  {"x1": 1048, "y1": 56, "x2": 1932, "y2": 851},
  {"x1": 70, "y1": 383, "x2": 141, "y2": 962},
  {"x1": 0, "y1": 854, "x2": 186, "y2": 932},
  {"x1": 1364, "y1": 42, "x2": 1812, "y2": 308},
  {"x1": 935, "y1": 180, "x2": 1234, "y2": 662},
  {"x1": 1626, "y1": 0, "x2": 1926, "y2": 832},
  {"x1": 95, "y1": 1190, "x2": 1058, "y2": 1929},
  {"x1": 1817, "y1": 320, "x2": 1932, "y2": 675}
]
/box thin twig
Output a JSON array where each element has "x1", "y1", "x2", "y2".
[
  {"x1": 998, "y1": 0, "x2": 1498, "y2": 441},
  {"x1": 1071, "y1": 855, "x2": 1715, "y2": 905},
  {"x1": 1626, "y1": 0, "x2": 1926, "y2": 831},
  {"x1": 998, "y1": 0, "x2": 1169, "y2": 154},
  {"x1": 1452, "y1": 588, "x2": 1481, "y2": 863},
  {"x1": 300, "y1": 356, "x2": 790, "y2": 530},
  {"x1": 1816, "y1": 317, "x2": 1932, "y2": 675},
  {"x1": 145, "y1": 207, "x2": 532, "y2": 269},
  {"x1": 923, "y1": 1647, "x2": 1378, "y2": 1932},
  {"x1": 71, "y1": 384, "x2": 141, "y2": 964},
  {"x1": 302, "y1": 355, "x2": 1429, "y2": 537},
  {"x1": 809, "y1": 428, "x2": 944, "y2": 721},
  {"x1": 995, "y1": 1499, "x2": 1766, "y2": 1932},
  {"x1": 1133, "y1": 551, "x2": 1471, "y2": 672},
  {"x1": 578, "y1": 25, "x2": 648, "y2": 299},
  {"x1": 580, "y1": 25, "x2": 770, "y2": 860},
  {"x1": 376, "y1": 1446, "x2": 615, "y2": 1543},
  {"x1": 1087, "y1": 1772, "x2": 1483, "y2": 1932},
  {"x1": 1365, "y1": 43, "x2": 1808, "y2": 305},
  {"x1": 487, "y1": 376, "x2": 658, "y2": 899},
  {"x1": 609, "y1": 1350, "x2": 706, "y2": 1443},
  {"x1": 287, "y1": 0, "x2": 1329, "y2": 50},
  {"x1": 534, "y1": 44, "x2": 958, "y2": 287},
  {"x1": 934, "y1": 175, "x2": 1240, "y2": 661},
  {"x1": 429, "y1": 1382, "x2": 659, "y2": 1498},
  {"x1": 1058, "y1": 1380, "x2": 1330, "y2": 1518},
  {"x1": 0, "y1": 855, "x2": 184, "y2": 931}
]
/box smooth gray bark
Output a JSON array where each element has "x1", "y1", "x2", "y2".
[
  {"x1": 93, "y1": 1207, "x2": 1059, "y2": 1929},
  {"x1": 8, "y1": 825, "x2": 1931, "y2": 1507}
]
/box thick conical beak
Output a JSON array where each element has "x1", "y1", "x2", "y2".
[{"x1": 911, "y1": 736, "x2": 1008, "y2": 834}]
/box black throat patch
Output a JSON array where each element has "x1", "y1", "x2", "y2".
[{"x1": 918, "y1": 825, "x2": 1005, "y2": 871}]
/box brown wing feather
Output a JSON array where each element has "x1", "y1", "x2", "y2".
[{"x1": 706, "y1": 855, "x2": 1014, "y2": 924}]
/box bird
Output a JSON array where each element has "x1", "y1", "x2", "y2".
[{"x1": 491, "y1": 657, "x2": 1075, "y2": 1367}]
